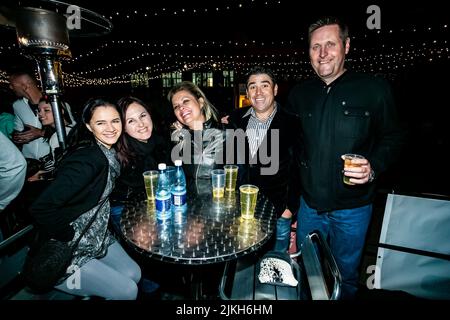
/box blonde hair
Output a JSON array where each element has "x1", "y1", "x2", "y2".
[{"x1": 167, "y1": 81, "x2": 219, "y2": 123}]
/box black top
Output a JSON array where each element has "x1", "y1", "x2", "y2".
[
  {"x1": 286, "y1": 71, "x2": 405, "y2": 212},
  {"x1": 111, "y1": 133, "x2": 169, "y2": 204},
  {"x1": 30, "y1": 143, "x2": 109, "y2": 241}
]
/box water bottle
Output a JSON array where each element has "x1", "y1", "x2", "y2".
[
  {"x1": 155, "y1": 163, "x2": 172, "y2": 221},
  {"x1": 172, "y1": 159, "x2": 187, "y2": 210}
]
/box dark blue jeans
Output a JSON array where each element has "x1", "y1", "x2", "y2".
[
  {"x1": 273, "y1": 216, "x2": 292, "y2": 252},
  {"x1": 110, "y1": 205, "x2": 125, "y2": 234},
  {"x1": 296, "y1": 197, "x2": 372, "y2": 300}
]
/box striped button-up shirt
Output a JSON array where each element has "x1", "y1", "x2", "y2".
[{"x1": 244, "y1": 104, "x2": 278, "y2": 158}]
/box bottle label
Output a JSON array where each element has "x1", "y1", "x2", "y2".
[
  {"x1": 173, "y1": 192, "x2": 186, "y2": 206},
  {"x1": 156, "y1": 195, "x2": 171, "y2": 213}
]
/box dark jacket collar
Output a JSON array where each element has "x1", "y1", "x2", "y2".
[
  {"x1": 314, "y1": 69, "x2": 351, "y2": 88},
  {"x1": 128, "y1": 134, "x2": 158, "y2": 157}
]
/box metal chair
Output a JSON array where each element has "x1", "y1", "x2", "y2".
[
  {"x1": 0, "y1": 225, "x2": 33, "y2": 298},
  {"x1": 219, "y1": 231, "x2": 342, "y2": 300}
]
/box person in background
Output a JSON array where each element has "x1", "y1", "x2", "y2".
[
  {"x1": 0, "y1": 131, "x2": 27, "y2": 241},
  {"x1": 30, "y1": 98, "x2": 141, "y2": 299},
  {"x1": 9, "y1": 72, "x2": 50, "y2": 160},
  {"x1": 168, "y1": 81, "x2": 227, "y2": 194},
  {"x1": 0, "y1": 88, "x2": 16, "y2": 139},
  {"x1": 0, "y1": 131, "x2": 26, "y2": 213},
  {"x1": 225, "y1": 66, "x2": 301, "y2": 253},
  {"x1": 0, "y1": 110, "x2": 15, "y2": 139},
  {"x1": 38, "y1": 96, "x2": 76, "y2": 158},
  {"x1": 286, "y1": 16, "x2": 405, "y2": 299},
  {"x1": 9, "y1": 72, "x2": 76, "y2": 160},
  {"x1": 27, "y1": 96, "x2": 75, "y2": 182}
]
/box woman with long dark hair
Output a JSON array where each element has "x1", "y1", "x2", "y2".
[
  {"x1": 27, "y1": 97, "x2": 75, "y2": 182},
  {"x1": 112, "y1": 96, "x2": 169, "y2": 203},
  {"x1": 109, "y1": 96, "x2": 169, "y2": 239},
  {"x1": 30, "y1": 98, "x2": 141, "y2": 299}
]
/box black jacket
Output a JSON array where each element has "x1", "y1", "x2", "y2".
[
  {"x1": 286, "y1": 71, "x2": 405, "y2": 212},
  {"x1": 227, "y1": 105, "x2": 302, "y2": 217},
  {"x1": 111, "y1": 133, "x2": 169, "y2": 204},
  {"x1": 30, "y1": 144, "x2": 109, "y2": 241}
]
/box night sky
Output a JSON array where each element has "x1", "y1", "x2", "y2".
[{"x1": 1, "y1": 0, "x2": 449, "y2": 195}]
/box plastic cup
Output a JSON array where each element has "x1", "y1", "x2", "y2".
[
  {"x1": 224, "y1": 165, "x2": 238, "y2": 191},
  {"x1": 239, "y1": 184, "x2": 259, "y2": 219},
  {"x1": 143, "y1": 170, "x2": 159, "y2": 201},
  {"x1": 211, "y1": 169, "x2": 225, "y2": 198},
  {"x1": 341, "y1": 154, "x2": 365, "y2": 185}
]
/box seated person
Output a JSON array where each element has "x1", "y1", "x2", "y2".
[
  {"x1": 0, "y1": 131, "x2": 26, "y2": 213},
  {"x1": 110, "y1": 96, "x2": 169, "y2": 232},
  {"x1": 167, "y1": 81, "x2": 227, "y2": 194},
  {"x1": 28, "y1": 97, "x2": 75, "y2": 182},
  {"x1": 30, "y1": 98, "x2": 141, "y2": 299}
]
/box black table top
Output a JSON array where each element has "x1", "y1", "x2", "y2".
[{"x1": 120, "y1": 187, "x2": 276, "y2": 265}]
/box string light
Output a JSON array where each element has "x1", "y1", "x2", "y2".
[
  {"x1": 0, "y1": 23, "x2": 448, "y2": 87},
  {"x1": 106, "y1": 0, "x2": 283, "y2": 20}
]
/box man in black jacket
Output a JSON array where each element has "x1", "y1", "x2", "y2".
[
  {"x1": 286, "y1": 17, "x2": 405, "y2": 299},
  {"x1": 227, "y1": 66, "x2": 301, "y2": 252}
]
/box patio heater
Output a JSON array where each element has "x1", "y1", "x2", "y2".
[
  {"x1": 0, "y1": 0, "x2": 113, "y2": 150},
  {"x1": 15, "y1": 6, "x2": 71, "y2": 149}
]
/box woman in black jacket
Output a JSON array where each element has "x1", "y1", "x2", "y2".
[
  {"x1": 30, "y1": 98, "x2": 141, "y2": 299},
  {"x1": 110, "y1": 96, "x2": 169, "y2": 229}
]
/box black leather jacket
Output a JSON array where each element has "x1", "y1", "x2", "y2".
[{"x1": 171, "y1": 119, "x2": 226, "y2": 195}]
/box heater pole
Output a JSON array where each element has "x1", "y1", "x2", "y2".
[{"x1": 35, "y1": 56, "x2": 67, "y2": 149}]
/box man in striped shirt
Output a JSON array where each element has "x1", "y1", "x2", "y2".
[{"x1": 226, "y1": 66, "x2": 302, "y2": 252}]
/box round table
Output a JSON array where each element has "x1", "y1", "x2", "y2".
[{"x1": 120, "y1": 189, "x2": 276, "y2": 265}]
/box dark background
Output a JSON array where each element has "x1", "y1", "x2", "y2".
[
  {"x1": 1, "y1": 0, "x2": 449, "y2": 196},
  {"x1": 0, "y1": 0, "x2": 448, "y2": 302}
]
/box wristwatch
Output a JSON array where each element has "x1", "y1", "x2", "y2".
[{"x1": 368, "y1": 169, "x2": 375, "y2": 183}]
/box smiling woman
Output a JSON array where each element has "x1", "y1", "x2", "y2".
[
  {"x1": 29, "y1": 97, "x2": 143, "y2": 300},
  {"x1": 85, "y1": 104, "x2": 122, "y2": 149},
  {"x1": 167, "y1": 81, "x2": 227, "y2": 195},
  {"x1": 111, "y1": 96, "x2": 169, "y2": 207},
  {"x1": 123, "y1": 101, "x2": 153, "y2": 142}
]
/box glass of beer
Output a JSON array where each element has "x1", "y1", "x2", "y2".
[
  {"x1": 341, "y1": 154, "x2": 365, "y2": 185},
  {"x1": 143, "y1": 170, "x2": 159, "y2": 201},
  {"x1": 211, "y1": 169, "x2": 225, "y2": 198},
  {"x1": 239, "y1": 184, "x2": 259, "y2": 219},
  {"x1": 224, "y1": 165, "x2": 238, "y2": 191}
]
